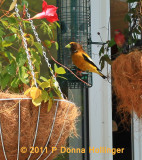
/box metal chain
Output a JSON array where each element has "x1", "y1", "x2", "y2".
[
  {"x1": 15, "y1": 4, "x2": 38, "y2": 88},
  {"x1": 25, "y1": 8, "x2": 64, "y2": 98}
]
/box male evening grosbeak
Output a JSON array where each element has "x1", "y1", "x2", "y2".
[{"x1": 65, "y1": 42, "x2": 107, "y2": 79}]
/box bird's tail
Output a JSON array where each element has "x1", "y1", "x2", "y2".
[
  {"x1": 100, "y1": 74, "x2": 107, "y2": 79},
  {"x1": 98, "y1": 72, "x2": 107, "y2": 79},
  {"x1": 92, "y1": 68, "x2": 107, "y2": 79}
]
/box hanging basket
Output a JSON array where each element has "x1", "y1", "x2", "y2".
[
  {"x1": 0, "y1": 2, "x2": 80, "y2": 160},
  {"x1": 112, "y1": 49, "x2": 142, "y2": 123},
  {"x1": 0, "y1": 92, "x2": 80, "y2": 160}
]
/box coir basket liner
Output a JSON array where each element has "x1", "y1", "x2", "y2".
[
  {"x1": 0, "y1": 92, "x2": 80, "y2": 160},
  {"x1": 112, "y1": 49, "x2": 142, "y2": 124}
]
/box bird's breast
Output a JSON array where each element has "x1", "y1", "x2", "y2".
[
  {"x1": 71, "y1": 53, "x2": 86, "y2": 71},
  {"x1": 71, "y1": 53, "x2": 95, "y2": 72}
]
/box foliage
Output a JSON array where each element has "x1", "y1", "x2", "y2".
[
  {"x1": 0, "y1": 0, "x2": 65, "y2": 109},
  {"x1": 98, "y1": 0, "x2": 141, "y2": 70}
]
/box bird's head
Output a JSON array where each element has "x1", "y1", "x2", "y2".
[
  {"x1": 114, "y1": 29, "x2": 121, "y2": 35},
  {"x1": 65, "y1": 42, "x2": 83, "y2": 53}
]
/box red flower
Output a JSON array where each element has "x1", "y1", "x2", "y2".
[
  {"x1": 114, "y1": 29, "x2": 125, "y2": 48},
  {"x1": 28, "y1": 0, "x2": 59, "y2": 23}
]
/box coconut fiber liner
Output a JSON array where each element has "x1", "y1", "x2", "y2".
[
  {"x1": 112, "y1": 49, "x2": 142, "y2": 125},
  {"x1": 0, "y1": 92, "x2": 80, "y2": 160}
]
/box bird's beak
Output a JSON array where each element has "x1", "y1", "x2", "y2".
[{"x1": 65, "y1": 44, "x2": 71, "y2": 48}]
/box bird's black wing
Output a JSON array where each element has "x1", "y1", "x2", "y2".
[{"x1": 82, "y1": 53, "x2": 101, "y2": 71}]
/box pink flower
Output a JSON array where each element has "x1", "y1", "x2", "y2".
[{"x1": 28, "y1": 0, "x2": 59, "y2": 23}]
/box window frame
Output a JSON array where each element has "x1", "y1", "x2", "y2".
[{"x1": 89, "y1": 0, "x2": 112, "y2": 160}]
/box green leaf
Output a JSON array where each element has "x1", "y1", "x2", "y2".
[
  {"x1": 22, "y1": 0, "x2": 28, "y2": 8},
  {"x1": 49, "y1": 91, "x2": 53, "y2": 98},
  {"x1": 55, "y1": 22, "x2": 60, "y2": 28},
  {"x1": 108, "y1": 38, "x2": 116, "y2": 47},
  {"x1": 55, "y1": 42, "x2": 58, "y2": 50},
  {"x1": 5, "y1": 34, "x2": 17, "y2": 43},
  {"x1": 0, "y1": 63, "x2": 2, "y2": 73},
  {"x1": 2, "y1": 41, "x2": 13, "y2": 48},
  {"x1": 11, "y1": 77, "x2": 20, "y2": 88},
  {"x1": 34, "y1": 42, "x2": 43, "y2": 55},
  {"x1": 19, "y1": 66, "x2": 29, "y2": 84},
  {"x1": 7, "y1": 62, "x2": 16, "y2": 75},
  {"x1": 1, "y1": 20, "x2": 8, "y2": 27},
  {"x1": 47, "y1": 25, "x2": 53, "y2": 38},
  {"x1": 103, "y1": 55, "x2": 112, "y2": 65},
  {"x1": 40, "y1": 81, "x2": 51, "y2": 89},
  {"x1": 40, "y1": 21, "x2": 53, "y2": 38},
  {"x1": 31, "y1": 50, "x2": 41, "y2": 72},
  {"x1": 100, "y1": 59, "x2": 105, "y2": 70},
  {"x1": 16, "y1": 51, "x2": 27, "y2": 66},
  {"x1": 57, "y1": 75, "x2": 67, "y2": 80},
  {"x1": 54, "y1": 64, "x2": 58, "y2": 70},
  {"x1": 9, "y1": 0, "x2": 17, "y2": 11},
  {"x1": 99, "y1": 54, "x2": 112, "y2": 70},
  {"x1": 99, "y1": 45, "x2": 104, "y2": 56},
  {"x1": 54, "y1": 64, "x2": 66, "y2": 74},
  {"x1": 0, "y1": 26, "x2": 5, "y2": 37},
  {"x1": 47, "y1": 98, "x2": 53, "y2": 112},
  {"x1": 40, "y1": 76, "x2": 49, "y2": 82},
  {"x1": 124, "y1": 14, "x2": 131, "y2": 23},
  {"x1": 31, "y1": 50, "x2": 41, "y2": 63},
  {"x1": 28, "y1": 34, "x2": 34, "y2": 46},
  {"x1": 44, "y1": 40, "x2": 51, "y2": 48},
  {"x1": 9, "y1": 27, "x2": 17, "y2": 33},
  {"x1": 42, "y1": 90, "x2": 49, "y2": 103},
  {"x1": 7, "y1": 17, "x2": 17, "y2": 24},
  {"x1": 6, "y1": 52, "x2": 16, "y2": 62},
  {"x1": 1, "y1": 74, "x2": 10, "y2": 90},
  {"x1": 36, "y1": 79, "x2": 42, "y2": 86},
  {"x1": 53, "y1": 87, "x2": 62, "y2": 98}
]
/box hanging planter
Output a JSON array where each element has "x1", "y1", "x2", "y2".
[
  {"x1": 0, "y1": 0, "x2": 80, "y2": 159},
  {"x1": 112, "y1": 49, "x2": 142, "y2": 123},
  {"x1": 0, "y1": 92, "x2": 79, "y2": 160}
]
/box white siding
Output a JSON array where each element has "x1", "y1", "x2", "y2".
[
  {"x1": 133, "y1": 113, "x2": 142, "y2": 160},
  {"x1": 89, "y1": 0, "x2": 112, "y2": 160}
]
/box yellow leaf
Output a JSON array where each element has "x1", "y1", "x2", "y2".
[
  {"x1": 39, "y1": 81, "x2": 50, "y2": 90},
  {"x1": 32, "y1": 96, "x2": 42, "y2": 107},
  {"x1": 55, "y1": 67, "x2": 66, "y2": 74},
  {"x1": 36, "y1": 80, "x2": 42, "y2": 86},
  {"x1": 47, "y1": 98, "x2": 53, "y2": 112},
  {"x1": 9, "y1": 0, "x2": 17, "y2": 11},
  {"x1": 30, "y1": 87, "x2": 42, "y2": 100},
  {"x1": 24, "y1": 88, "x2": 31, "y2": 97}
]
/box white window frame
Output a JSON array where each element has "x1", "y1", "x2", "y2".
[
  {"x1": 89, "y1": 0, "x2": 112, "y2": 160},
  {"x1": 133, "y1": 113, "x2": 142, "y2": 160}
]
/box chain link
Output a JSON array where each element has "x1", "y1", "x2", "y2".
[
  {"x1": 14, "y1": 4, "x2": 63, "y2": 97},
  {"x1": 25, "y1": 8, "x2": 63, "y2": 98},
  {"x1": 14, "y1": 4, "x2": 38, "y2": 88}
]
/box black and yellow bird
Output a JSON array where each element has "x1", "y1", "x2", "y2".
[{"x1": 65, "y1": 42, "x2": 107, "y2": 79}]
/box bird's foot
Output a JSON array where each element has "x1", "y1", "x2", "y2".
[{"x1": 76, "y1": 70, "x2": 83, "y2": 77}]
